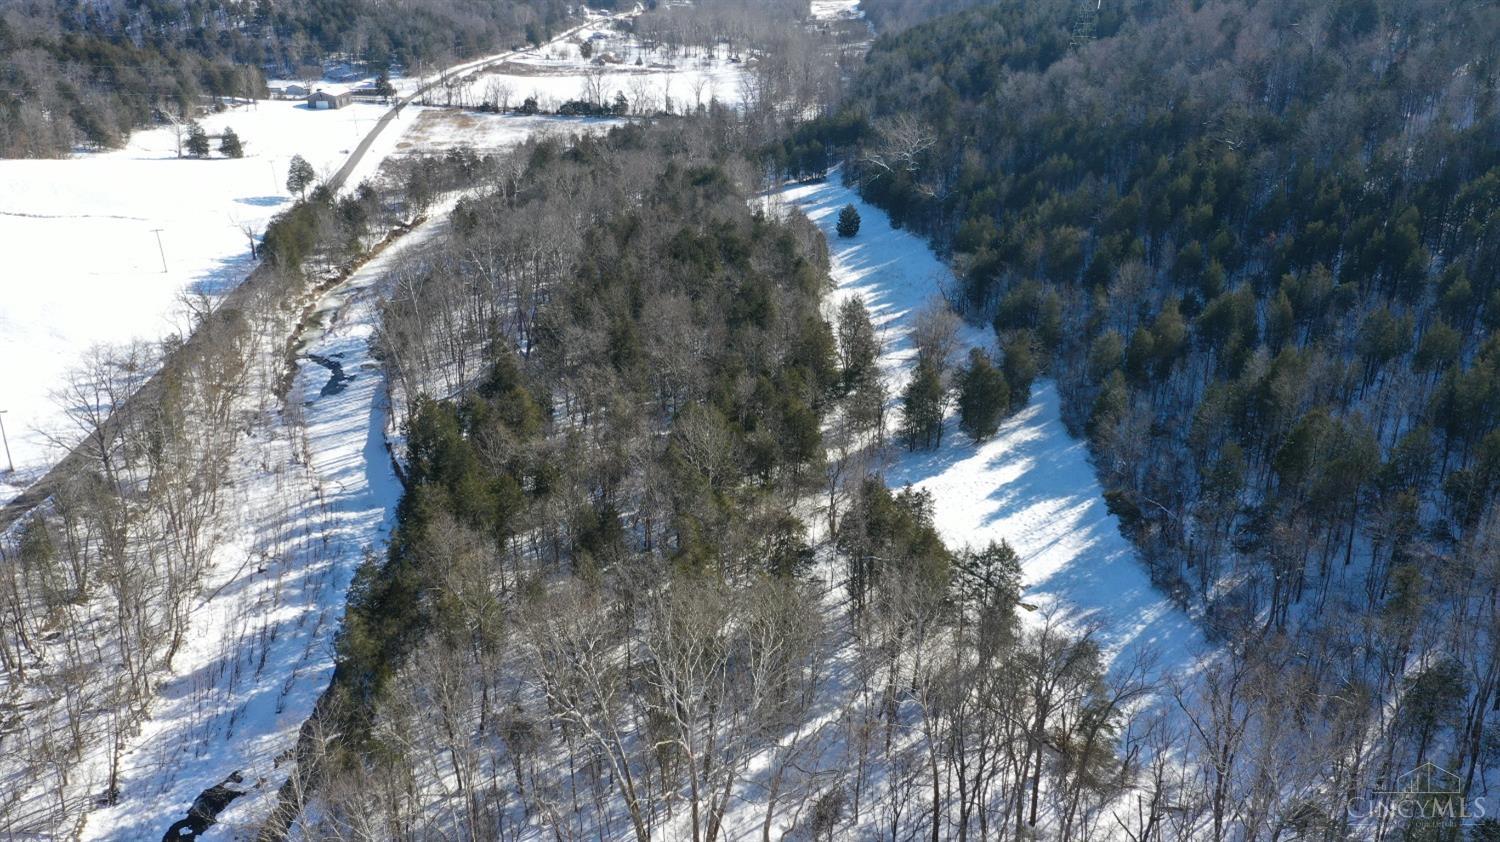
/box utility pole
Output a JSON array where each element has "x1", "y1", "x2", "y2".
[
  {"x1": 0, "y1": 410, "x2": 13, "y2": 473},
  {"x1": 151, "y1": 228, "x2": 168, "y2": 273}
]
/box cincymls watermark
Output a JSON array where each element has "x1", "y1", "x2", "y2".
[{"x1": 1344, "y1": 762, "x2": 1488, "y2": 824}]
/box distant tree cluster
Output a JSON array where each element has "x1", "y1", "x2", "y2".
[
  {"x1": 0, "y1": 0, "x2": 575, "y2": 157},
  {"x1": 555, "y1": 92, "x2": 631, "y2": 117},
  {"x1": 0, "y1": 19, "x2": 265, "y2": 157},
  {"x1": 895, "y1": 298, "x2": 1032, "y2": 451}
]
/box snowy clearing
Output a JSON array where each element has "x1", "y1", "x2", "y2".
[
  {"x1": 810, "y1": 0, "x2": 864, "y2": 21},
  {"x1": 775, "y1": 175, "x2": 1206, "y2": 676},
  {"x1": 395, "y1": 110, "x2": 623, "y2": 154},
  {"x1": 447, "y1": 26, "x2": 750, "y2": 114}
]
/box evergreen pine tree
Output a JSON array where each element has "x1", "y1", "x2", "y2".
[
  {"x1": 185, "y1": 122, "x2": 210, "y2": 157},
  {"x1": 959, "y1": 540, "x2": 1022, "y2": 610},
  {"x1": 375, "y1": 70, "x2": 396, "y2": 99},
  {"x1": 901, "y1": 358, "x2": 946, "y2": 450},
  {"x1": 1086, "y1": 370, "x2": 1127, "y2": 445},
  {"x1": 957, "y1": 348, "x2": 1009, "y2": 443},
  {"x1": 837, "y1": 203, "x2": 861, "y2": 238},
  {"x1": 218, "y1": 126, "x2": 244, "y2": 158},
  {"x1": 1000, "y1": 332, "x2": 1038, "y2": 409},
  {"x1": 836, "y1": 297, "x2": 878, "y2": 394},
  {"x1": 286, "y1": 154, "x2": 316, "y2": 199}
]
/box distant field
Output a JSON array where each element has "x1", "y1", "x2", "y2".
[
  {"x1": 0, "y1": 97, "x2": 412, "y2": 503},
  {"x1": 397, "y1": 110, "x2": 621, "y2": 153}
]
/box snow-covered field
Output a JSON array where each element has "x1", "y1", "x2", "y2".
[
  {"x1": 395, "y1": 110, "x2": 623, "y2": 154},
  {"x1": 0, "y1": 97, "x2": 407, "y2": 504},
  {"x1": 810, "y1": 0, "x2": 864, "y2": 21},
  {"x1": 776, "y1": 175, "x2": 1205, "y2": 676},
  {"x1": 447, "y1": 24, "x2": 750, "y2": 114}
]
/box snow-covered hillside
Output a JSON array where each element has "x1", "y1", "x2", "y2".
[
  {"x1": 777, "y1": 176, "x2": 1205, "y2": 675},
  {"x1": 500, "y1": 173, "x2": 1212, "y2": 842},
  {"x1": 623, "y1": 175, "x2": 1219, "y2": 842}
]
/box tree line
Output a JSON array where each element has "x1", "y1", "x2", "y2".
[{"x1": 0, "y1": 0, "x2": 577, "y2": 157}]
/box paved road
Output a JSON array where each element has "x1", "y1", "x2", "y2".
[{"x1": 0, "y1": 16, "x2": 609, "y2": 536}]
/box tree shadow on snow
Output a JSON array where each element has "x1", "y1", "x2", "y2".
[{"x1": 884, "y1": 385, "x2": 1204, "y2": 670}]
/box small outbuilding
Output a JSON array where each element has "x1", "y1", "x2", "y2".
[
  {"x1": 306, "y1": 90, "x2": 352, "y2": 110},
  {"x1": 283, "y1": 84, "x2": 311, "y2": 98},
  {"x1": 350, "y1": 85, "x2": 387, "y2": 103}
]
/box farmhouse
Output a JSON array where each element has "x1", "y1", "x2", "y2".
[{"x1": 306, "y1": 90, "x2": 352, "y2": 110}]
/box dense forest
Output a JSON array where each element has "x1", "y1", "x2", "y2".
[
  {"x1": 0, "y1": 0, "x2": 575, "y2": 156},
  {"x1": 828, "y1": 0, "x2": 1500, "y2": 626},
  {"x1": 787, "y1": 0, "x2": 1500, "y2": 836}
]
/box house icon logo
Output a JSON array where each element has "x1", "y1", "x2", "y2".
[
  {"x1": 1385, "y1": 762, "x2": 1463, "y2": 797},
  {"x1": 1348, "y1": 762, "x2": 1486, "y2": 825}
]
